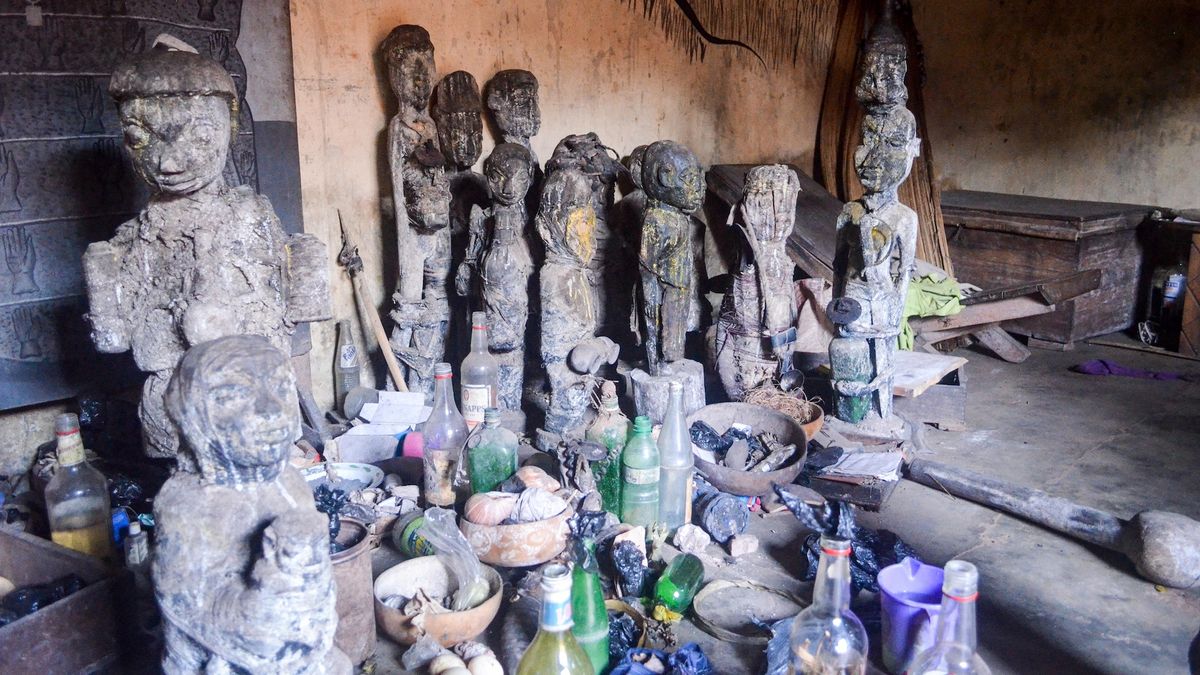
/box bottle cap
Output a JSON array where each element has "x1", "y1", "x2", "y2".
[
  {"x1": 632, "y1": 415, "x2": 652, "y2": 435},
  {"x1": 941, "y1": 559, "x2": 979, "y2": 600},
  {"x1": 433, "y1": 362, "x2": 452, "y2": 378},
  {"x1": 55, "y1": 413, "x2": 80, "y2": 436},
  {"x1": 818, "y1": 535, "x2": 852, "y2": 557},
  {"x1": 471, "y1": 311, "x2": 487, "y2": 329},
  {"x1": 128, "y1": 521, "x2": 142, "y2": 536},
  {"x1": 483, "y1": 408, "x2": 501, "y2": 426}
]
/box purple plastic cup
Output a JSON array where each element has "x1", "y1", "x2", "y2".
[{"x1": 877, "y1": 557, "x2": 944, "y2": 674}]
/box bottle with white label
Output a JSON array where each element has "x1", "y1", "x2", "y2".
[
  {"x1": 333, "y1": 319, "x2": 361, "y2": 416},
  {"x1": 460, "y1": 311, "x2": 499, "y2": 429},
  {"x1": 517, "y1": 563, "x2": 594, "y2": 675},
  {"x1": 658, "y1": 381, "x2": 693, "y2": 533},
  {"x1": 45, "y1": 413, "x2": 113, "y2": 563},
  {"x1": 620, "y1": 416, "x2": 660, "y2": 528}
]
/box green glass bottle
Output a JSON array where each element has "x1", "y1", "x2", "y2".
[
  {"x1": 572, "y1": 539, "x2": 609, "y2": 674},
  {"x1": 465, "y1": 408, "x2": 518, "y2": 494},
  {"x1": 517, "y1": 564, "x2": 596, "y2": 675},
  {"x1": 584, "y1": 381, "x2": 630, "y2": 515},
  {"x1": 620, "y1": 416, "x2": 659, "y2": 528},
  {"x1": 654, "y1": 552, "x2": 704, "y2": 614}
]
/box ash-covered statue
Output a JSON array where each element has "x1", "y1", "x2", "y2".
[
  {"x1": 829, "y1": 8, "x2": 920, "y2": 432},
  {"x1": 715, "y1": 165, "x2": 801, "y2": 400},
  {"x1": 485, "y1": 69, "x2": 541, "y2": 164},
  {"x1": 153, "y1": 336, "x2": 350, "y2": 674},
  {"x1": 382, "y1": 25, "x2": 454, "y2": 398},
  {"x1": 434, "y1": 70, "x2": 488, "y2": 252},
  {"x1": 83, "y1": 44, "x2": 330, "y2": 459},
  {"x1": 458, "y1": 143, "x2": 537, "y2": 410}
]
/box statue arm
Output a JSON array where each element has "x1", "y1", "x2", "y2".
[
  {"x1": 455, "y1": 204, "x2": 487, "y2": 297},
  {"x1": 389, "y1": 117, "x2": 422, "y2": 304},
  {"x1": 82, "y1": 233, "x2": 131, "y2": 353}
]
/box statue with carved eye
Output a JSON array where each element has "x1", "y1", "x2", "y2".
[{"x1": 82, "y1": 44, "x2": 330, "y2": 459}]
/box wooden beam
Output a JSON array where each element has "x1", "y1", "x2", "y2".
[{"x1": 911, "y1": 296, "x2": 1055, "y2": 333}]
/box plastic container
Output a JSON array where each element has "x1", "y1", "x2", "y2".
[{"x1": 878, "y1": 557, "x2": 944, "y2": 674}]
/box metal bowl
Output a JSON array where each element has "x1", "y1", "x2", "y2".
[{"x1": 687, "y1": 403, "x2": 808, "y2": 497}]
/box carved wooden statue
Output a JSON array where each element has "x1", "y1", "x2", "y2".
[
  {"x1": 457, "y1": 143, "x2": 536, "y2": 410},
  {"x1": 154, "y1": 335, "x2": 350, "y2": 674},
  {"x1": 638, "y1": 140, "x2": 705, "y2": 375},
  {"x1": 537, "y1": 169, "x2": 618, "y2": 442},
  {"x1": 433, "y1": 70, "x2": 487, "y2": 236},
  {"x1": 485, "y1": 69, "x2": 541, "y2": 163},
  {"x1": 381, "y1": 25, "x2": 453, "y2": 398},
  {"x1": 830, "y1": 10, "x2": 920, "y2": 428},
  {"x1": 83, "y1": 47, "x2": 330, "y2": 458},
  {"x1": 715, "y1": 165, "x2": 801, "y2": 400}
]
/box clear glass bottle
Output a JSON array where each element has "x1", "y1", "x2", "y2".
[
  {"x1": 333, "y1": 319, "x2": 361, "y2": 416},
  {"x1": 908, "y1": 560, "x2": 992, "y2": 675},
  {"x1": 466, "y1": 408, "x2": 519, "y2": 494},
  {"x1": 422, "y1": 362, "x2": 469, "y2": 508},
  {"x1": 657, "y1": 381, "x2": 693, "y2": 533},
  {"x1": 584, "y1": 380, "x2": 630, "y2": 515},
  {"x1": 460, "y1": 311, "x2": 500, "y2": 429},
  {"x1": 45, "y1": 413, "x2": 113, "y2": 563},
  {"x1": 788, "y1": 536, "x2": 868, "y2": 675},
  {"x1": 517, "y1": 563, "x2": 595, "y2": 675},
  {"x1": 620, "y1": 416, "x2": 660, "y2": 528}
]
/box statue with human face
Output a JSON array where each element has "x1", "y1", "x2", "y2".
[{"x1": 485, "y1": 69, "x2": 541, "y2": 151}]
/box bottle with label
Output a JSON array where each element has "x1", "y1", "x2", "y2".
[
  {"x1": 460, "y1": 311, "x2": 500, "y2": 429},
  {"x1": 333, "y1": 319, "x2": 361, "y2": 416},
  {"x1": 517, "y1": 563, "x2": 595, "y2": 675},
  {"x1": 620, "y1": 416, "x2": 660, "y2": 528},
  {"x1": 653, "y1": 552, "x2": 704, "y2": 615},
  {"x1": 907, "y1": 560, "x2": 992, "y2": 675},
  {"x1": 391, "y1": 510, "x2": 435, "y2": 558},
  {"x1": 466, "y1": 408, "x2": 518, "y2": 494},
  {"x1": 788, "y1": 536, "x2": 868, "y2": 675},
  {"x1": 124, "y1": 520, "x2": 149, "y2": 568},
  {"x1": 584, "y1": 380, "x2": 630, "y2": 515},
  {"x1": 422, "y1": 363, "x2": 469, "y2": 507},
  {"x1": 45, "y1": 413, "x2": 113, "y2": 563},
  {"x1": 657, "y1": 381, "x2": 693, "y2": 533}
]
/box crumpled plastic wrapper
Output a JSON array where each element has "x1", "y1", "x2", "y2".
[{"x1": 511, "y1": 488, "x2": 568, "y2": 523}]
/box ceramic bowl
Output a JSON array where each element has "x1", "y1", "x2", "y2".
[
  {"x1": 686, "y1": 402, "x2": 808, "y2": 497},
  {"x1": 458, "y1": 505, "x2": 573, "y2": 567},
  {"x1": 373, "y1": 556, "x2": 502, "y2": 647},
  {"x1": 301, "y1": 462, "x2": 385, "y2": 491}
]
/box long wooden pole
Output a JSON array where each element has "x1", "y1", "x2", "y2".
[{"x1": 338, "y1": 212, "x2": 408, "y2": 392}]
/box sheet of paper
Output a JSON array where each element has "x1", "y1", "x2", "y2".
[
  {"x1": 359, "y1": 390, "x2": 430, "y2": 427},
  {"x1": 820, "y1": 450, "x2": 904, "y2": 481}
]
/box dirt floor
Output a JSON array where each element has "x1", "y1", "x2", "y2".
[{"x1": 369, "y1": 338, "x2": 1200, "y2": 674}]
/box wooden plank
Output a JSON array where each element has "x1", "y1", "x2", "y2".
[
  {"x1": 1027, "y1": 336, "x2": 1075, "y2": 351},
  {"x1": 895, "y1": 367, "x2": 968, "y2": 431},
  {"x1": 962, "y1": 269, "x2": 1101, "y2": 306},
  {"x1": 972, "y1": 325, "x2": 1031, "y2": 363},
  {"x1": 910, "y1": 295, "x2": 1054, "y2": 333},
  {"x1": 892, "y1": 350, "x2": 968, "y2": 398},
  {"x1": 941, "y1": 190, "x2": 1152, "y2": 227},
  {"x1": 1086, "y1": 332, "x2": 1200, "y2": 362},
  {"x1": 1180, "y1": 232, "x2": 1200, "y2": 357}
]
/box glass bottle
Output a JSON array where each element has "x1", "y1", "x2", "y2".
[
  {"x1": 45, "y1": 413, "x2": 114, "y2": 563},
  {"x1": 907, "y1": 560, "x2": 992, "y2": 675},
  {"x1": 620, "y1": 416, "x2": 659, "y2": 528},
  {"x1": 517, "y1": 563, "x2": 595, "y2": 675},
  {"x1": 657, "y1": 381, "x2": 693, "y2": 533},
  {"x1": 466, "y1": 408, "x2": 518, "y2": 494},
  {"x1": 654, "y1": 552, "x2": 704, "y2": 614},
  {"x1": 422, "y1": 363, "x2": 469, "y2": 508},
  {"x1": 124, "y1": 520, "x2": 149, "y2": 568},
  {"x1": 572, "y1": 539, "x2": 609, "y2": 674},
  {"x1": 584, "y1": 380, "x2": 630, "y2": 515},
  {"x1": 788, "y1": 536, "x2": 868, "y2": 675},
  {"x1": 460, "y1": 311, "x2": 500, "y2": 429},
  {"x1": 333, "y1": 319, "x2": 361, "y2": 416}
]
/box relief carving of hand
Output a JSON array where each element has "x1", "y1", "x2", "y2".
[
  {"x1": 2, "y1": 225, "x2": 37, "y2": 295},
  {"x1": 73, "y1": 78, "x2": 105, "y2": 134},
  {"x1": 207, "y1": 32, "x2": 230, "y2": 66},
  {"x1": 39, "y1": 19, "x2": 66, "y2": 70},
  {"x1": 92, "y1": 139, "x2": 126, "y2": 205},
  {"x1": 12, "y1": 305, "x2": 45, "y2": 359},
  {"x1": 0, "y1": 146, "x2": 21, "y2": 213},
  {"x1": 196, "y1": 0, "x2": 219, "y2": 22}
]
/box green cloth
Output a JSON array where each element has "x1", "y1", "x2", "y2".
[{"x1": 899, "y1": 274, "x2": 963, "y2": 350}]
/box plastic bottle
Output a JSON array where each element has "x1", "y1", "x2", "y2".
[
  {"x1": 654, "y1": 552, "x2": 704, "y2": 614},
  {"x1": 907, "y1": 560, "x2": 992, "y2": 675},
  {"x1": 466, "y1": 408, "x2": 519, "y2": 494},
  {"x1": 333, "y1": 319, "x2": 361, "y2": 416},
  {"x1": 620, "y1": 416, "x2": 660, "y2": 528},
  {"x1": 572, "y1": 539, "x2": 610, "y2": 674},
  {"x1": 460, "y1": 311, "x2": 500, "y2": 429},
  {"x1": 657, "y1": 381, "x2": 693, "y2": 533},
  {"x1": 788, "y1": 536, "x2": 868, "y2": 675},
  {"x1": 584, "y1": 380, "x2": 630, "y2": 515},
  {"x1": 123, "y1": 520, "x2": 149, "y2": 568},
  {"x1": 516, "y1": 564, "x2": 595, "y2": 675},
  {"x1": 45, "y1": 413, "x2": 114, "y2": 563},
  {"x1": 422, "y1": 363, "x2": 469, "y2": 507}
]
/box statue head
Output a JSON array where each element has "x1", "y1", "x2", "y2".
[
  {"x1": 642, "y1": 140, "x2": 705, "y2": 214},
  {"x1": 484, "y1": 143, "x2": 534, "y2": 207},
  {"x1": 740, "y1": 164, "x2": 800, "y2": 241},
  {"x1": 109, "y1": 47, "x2": 237, "y2": 196},
  {"x1": 856, "y1": 4, "x2": 907, "y2": 106},
  {"x1": 854, "y1": 105, "x2": 920, "y2": 195},
  {"x1": 485, "y1": 69, "x2": 540, "y2": 141},
  {"x1": 381, "y1": 25, "x2": 436, "y2": 111},
  {"x1": 624, "y1": 145, "x2": 648, "y2": 190},
  {"x1": 547, "y1": 133, "x2": 622, "y2": 187},
  {"x1": 433, "y1": 71, "x2": 483, "y2": 170},
  {"x1": 537, "y1": 168, "x2": 596, "y2": 266},
  {"x1": 404, "y1": 142, "x2": 451, "y2": 231},
  {"x1": 165, "y1": 335, "x2": 299, "y2": 488}
]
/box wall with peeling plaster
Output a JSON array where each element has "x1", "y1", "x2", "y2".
[
  {"x1": 915, "y1": 0, "x2": 1200, "y2": 209},
  {"x1": 289, "y1": 0, "x2": 826, "y2": 408}
]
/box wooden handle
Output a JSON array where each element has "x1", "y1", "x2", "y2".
[{"x1": 351, "y1": 275, "x2": 408, "y2": 392}]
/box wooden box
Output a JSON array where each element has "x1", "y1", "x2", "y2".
[
  {"x1": 0, "y1": 529, "x2": 117, "y2": 673},
  {"x1": 941, "y1": 190, "x2": 1151, "y2": 345}
]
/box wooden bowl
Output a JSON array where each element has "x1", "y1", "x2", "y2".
[
  {"x1": 458, "y1": 506, "x2": 573, "y2": 567},
  {"x1": 373, "y1": 556, "x2": 502, "y2": 647},
  {"x1": 687, "y1": 403, "x2": 808, "y2": 498}
]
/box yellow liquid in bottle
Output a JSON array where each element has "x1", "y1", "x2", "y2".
[{"x1": 51, "y1": 510, "x2": 113, "y2": 562}]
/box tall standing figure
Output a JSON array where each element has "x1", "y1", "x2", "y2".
[
  {"x1": 83, "y1": 45, "x2": 330, "y2": 459},
  {"x1": 829, "y1": 7, "x2": 920, "y2": 430},
  {"x1": 382, "y1": 25, "x2": 453, "y2": 399}
]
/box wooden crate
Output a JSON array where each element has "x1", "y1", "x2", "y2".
[
  {"x1": 942, "y1": 190, "x2": 1151, "y2": 345},
  {"x1": 0, "y1": 529, "x2": 117, "y2": 673}
]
